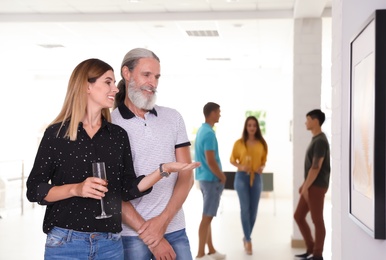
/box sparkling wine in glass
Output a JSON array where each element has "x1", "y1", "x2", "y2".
[
  {"x1": 245, "y1": 155, "x2": 252, "y2": 174},
  {"x1": 92, "y1": 162, "x2": 112, "y2": 219}
]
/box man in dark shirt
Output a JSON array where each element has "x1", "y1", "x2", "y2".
[{"x1": 294, "y1": 109, "x2": 331, "y2": 260}]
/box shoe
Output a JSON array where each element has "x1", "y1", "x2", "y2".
[
  {"x1": 307, "y1": 256, "x2": 323, "y2": 260},
  {"x1": 242, "y1": 238, "x2": 252, "y2": 255},
  {"x1": 244, "y1": 241, "x2": 252, "y2": 255},
  {"x1": 295, "y1": 252, "x2": 311, "y2": 259},
  {"x1": 195, "y1": 255, "x2": 213, "y2": 260},
  {"x1": 208, "y1": 251, "x2": 226, "y2": 259}
]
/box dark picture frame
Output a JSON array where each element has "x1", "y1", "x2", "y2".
[{"x1": 349, "y1": 9, "x2": 386, "y2": 239}]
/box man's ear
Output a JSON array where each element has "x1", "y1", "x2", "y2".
[{"x1": 121, "y1": 66, "x2": 131, "y2": 81}]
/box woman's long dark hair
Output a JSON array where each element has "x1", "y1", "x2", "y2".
[{"x1": 242, "y1": 116, "x2": 268, "y2": 152}]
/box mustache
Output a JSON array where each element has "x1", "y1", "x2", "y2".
[{"x1": 140, "y1": 85, "x2": 157, "y2": 94}]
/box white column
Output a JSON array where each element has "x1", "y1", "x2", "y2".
[{"x1": 292, "y1": 18, "x2": 322, "y2": 247}]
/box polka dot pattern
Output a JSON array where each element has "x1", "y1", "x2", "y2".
[{"x1": 26, "y1": 118, "x2": 151, "y2": 234}]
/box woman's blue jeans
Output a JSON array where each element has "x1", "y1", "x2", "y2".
[
  {"x1": 44, "y1": 227, "x2": 123, "y2": 260},
  {"x1": 234, "y1": 171, "x2": 262, "y2": 242}
]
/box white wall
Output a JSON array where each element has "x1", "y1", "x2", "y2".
[
  {"x1": 0, "y1": 26, "x2": 295, "y2": 199},
  {"x1": 332, "y1": 0, "x2": 386, "y2": 259},
  {"x1": 0, "y1": 15, "x2": 332, "y2": 212},
  {"x1": 158, "y1": 65, "x2": 294, "y2": 198}
]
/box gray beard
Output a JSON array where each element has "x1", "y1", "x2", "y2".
[{"x1": 127, "y1": 80, "x2": 157, "y2": 110}]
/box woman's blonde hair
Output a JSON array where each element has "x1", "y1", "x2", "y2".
[{"x1": 50, "y1": 58, "x2": 114, "y2": 141}]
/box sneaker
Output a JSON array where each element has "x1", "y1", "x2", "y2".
[
  {"x1": 208, "y1": 251, "x2": 226, "y2": 260},
  {"x1": 195, "y1": 255, "x2": 213, "y2": 260},
  {"x1": 294, "y1": 252, "x2": 312, "y2": 259}
]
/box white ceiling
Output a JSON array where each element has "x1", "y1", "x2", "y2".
[
  {"x1": 0, "y1": 0, "x2": 331, "y2": 15},
  {"x1": 0, "y1": 0, "x2": 332, "y2": 76}
]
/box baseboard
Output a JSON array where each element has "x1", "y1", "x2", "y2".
[{"x1": 291, "y1": 238, "x2": 306, "y2": 248}]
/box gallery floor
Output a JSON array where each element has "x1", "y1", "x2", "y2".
[{"x1": 0, "y1": 187, "x2": 331, "y2": 260}]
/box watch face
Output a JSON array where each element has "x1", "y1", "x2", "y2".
[
  {"x1": 159, "y1": 163, "x2": 170, "y2": 177},
  {"x1": 161, "y1": 171, "x2": 170, "y2": 178}
]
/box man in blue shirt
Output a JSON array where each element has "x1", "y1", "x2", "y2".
[{"x1": 194, "y1": 102, "x2": 226, "y2": 260}]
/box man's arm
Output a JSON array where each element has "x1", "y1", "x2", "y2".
[
  {"x1": 121, "y1": 201, "x2": 176, "y2": 259},
  {"x1": 300, "y1": 156, "x2": 324, "y2": 201},
  {"x1": 138, "y1": 146, "x2": 194, "y2": 247},
  {"x1": 122, "y1": 200, "x2": 146, "y2": 231},
  {"x1": 161, "y1": 146, "x2": 194, "y2": 223},
  {"x1": 205, "y1": 150, "x2": 226, "y2": 184}
]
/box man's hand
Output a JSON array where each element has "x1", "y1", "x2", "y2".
[
  {"x1": 219, "y1": 172, "x2": 227, "y2": 184},
  {"x1": 149, "y1": 238, "x2": 176, "y2": 260},
  {"x1": 301, "y1": 186, "x2": 309, "y2": 203},
  {"x1": 138, "y1": 216, "x2": 168, "y2": 248}
]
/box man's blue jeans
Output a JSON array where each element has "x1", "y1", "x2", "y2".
[
  {"x1": 122, "y1": 228, "x2": 192, "y2": 260},
  {"x1": 234, "y1": 171, "x2": 262, "y2": 242}
]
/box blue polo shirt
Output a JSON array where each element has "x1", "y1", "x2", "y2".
[{"x1": 194, "y1": 123, "x2": 222, "y2": 182}]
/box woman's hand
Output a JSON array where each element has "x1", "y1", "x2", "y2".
[
  {"x1": 162, "y1": 161, "x2": 200, "y2": 173},
  {"x1": 73, "y1": 177, "x2": 108, "y2": 199},
  {"x1": 44, "y1": 177, "x2": 108, "y2": 202}
]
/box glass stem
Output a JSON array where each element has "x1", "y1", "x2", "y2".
[{"x1": 100, "y1": 198, "x2": 107, "y2": 215}]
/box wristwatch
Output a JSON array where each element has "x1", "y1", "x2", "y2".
[{"x1": 159, "y1": 163, "x2": 170, "y2": 178}]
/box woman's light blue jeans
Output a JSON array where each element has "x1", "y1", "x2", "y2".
[
  {"x1": 234, "y1": 171, "x2": 262, "y2": 242},
  {"x1": 44, "y1": 227, "x2": 123, "y2": 260}
]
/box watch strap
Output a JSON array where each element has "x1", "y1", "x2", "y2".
[{"x1": 159, "y1": 163, "x2": 170, "y2": 177}]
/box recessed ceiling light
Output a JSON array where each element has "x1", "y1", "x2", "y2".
[
  {"x1": 38, "y1": 44, "x2": 65, "y2": 49},
  {"x1": 186, "y1": 30, "x2": 219, "y2": 37},
  {"x1": 206, "y1": 58, "x2": 231, "y2": 61}
]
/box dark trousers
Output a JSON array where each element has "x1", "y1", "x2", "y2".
[{"x1": 294, "y1": 185, "x2": 328, "y2": 257}]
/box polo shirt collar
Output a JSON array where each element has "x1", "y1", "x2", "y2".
[{"x1": 117, "y1": 102, "x2": 158, "y2": 119}]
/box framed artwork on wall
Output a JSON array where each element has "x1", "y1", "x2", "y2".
[{"x1": 349, "y1": 9, "x2": 386, "y2": 239}]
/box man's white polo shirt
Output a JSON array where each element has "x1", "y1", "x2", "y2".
[{"x1": 111, "y1": 103, "x2": 191, "y2": 236}]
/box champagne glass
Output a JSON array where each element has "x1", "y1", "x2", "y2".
[
  {"x1": 92, "y1": 162, "x2": 112, "y2": 219},
  {"x1": 245, "y1": 155, "x2": 252, "y2": 174}
]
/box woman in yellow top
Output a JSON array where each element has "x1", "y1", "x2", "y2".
[{"x1": 230, "y1": 116, "x2": 268, "y2": 255}]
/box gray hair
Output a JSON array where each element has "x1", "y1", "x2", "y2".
[{"x1": 121, "y1": 48, "x2": 160, "y2": 76}]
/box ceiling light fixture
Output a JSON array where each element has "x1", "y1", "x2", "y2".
[
  {"x1": 38, "y1": 44, "x2": 65, "y2": 49},
  {"x1": 186, "y1": 30, "x2": 219, "y2": 37},
  {"x1": 206, "y1": 58, "x2": 231, "y2": 61}
]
